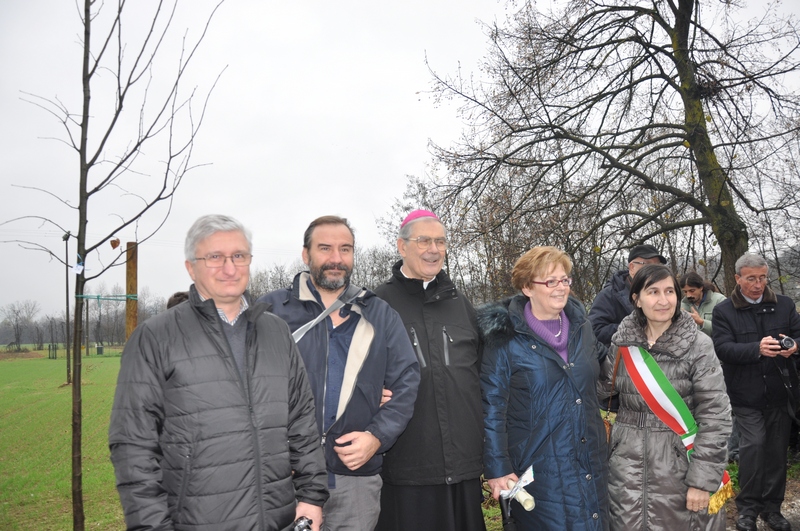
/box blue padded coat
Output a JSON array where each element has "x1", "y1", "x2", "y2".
[{"x1": 478, "y1": 295, "x2": 609, "y2": 531}]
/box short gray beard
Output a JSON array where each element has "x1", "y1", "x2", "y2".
[{"x1": 309, "y1": 259, "x2": 352, "y2": 292}]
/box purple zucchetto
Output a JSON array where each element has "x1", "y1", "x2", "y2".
[{"x1": 400, "y1": 209, "x2": 439, "y2": 228}]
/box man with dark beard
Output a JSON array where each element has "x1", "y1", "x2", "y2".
[
  {"x1": 679, "y1": 271, "x2": 726, "y2": 337},
  {"x1": 258, "y1": 215, "x2": 420, "y2": 531}
]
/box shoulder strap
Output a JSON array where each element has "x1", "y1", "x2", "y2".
[
  {"x1": 606, "y1": 350, "x2": 622, "y2": 412},
  {"x1": 292, "y1": 284, "x2": 364, "y2": 343},
  {"x1": 772, "y1": 357, "x2": 800, "y2": 423}
]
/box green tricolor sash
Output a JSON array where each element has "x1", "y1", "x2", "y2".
[{"x1": 618, "y1": 345, "x2": 732, "y2": 514}]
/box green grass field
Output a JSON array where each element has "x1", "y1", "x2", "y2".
[
  {"x1": 2, "y1": 353, "x2": 752, "y2": 531},
  {"x1": 0, "y1": 354, "x2": 502, "y2": 530},
  {"x1": 0, "y1": 356, "x2": 125, "y2": 530}
]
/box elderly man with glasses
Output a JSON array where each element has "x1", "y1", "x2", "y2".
[
  {"x1": 109, "y1": 214, "x2": 327, "y2": 531},
  {"x1": 373, "y1": 209, "x2": 486, "y2": 531},
  {"x1": 713, "y1": 254, "x2": 800, "y2": 531}
]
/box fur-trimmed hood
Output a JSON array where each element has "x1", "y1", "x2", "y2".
[{"x1": 478, "y1": 294, "x2": 589, "y2": 351}]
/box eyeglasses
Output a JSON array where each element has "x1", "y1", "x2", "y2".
[
  {"x1": 404, "y1": 236, "x2": 448, "y2": 251},
  {"x1": 630, "y1": 260, "x2": 650, "y2": 266},
  {"x1": 742, "y1": 275, "x2": 768, "y2": 285},
  {"x1": 529, "y1": 278, "x2": 573, "y2": 288},
  {"x1": 194, "y1": 253, "x2": 252, "y2": 268}
]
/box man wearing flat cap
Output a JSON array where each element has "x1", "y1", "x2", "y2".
[{"x1": 589, "y1": 244, "x2": 667, "y2": 347}]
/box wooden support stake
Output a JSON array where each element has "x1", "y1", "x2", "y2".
[{"x1": 125, "y1": 242, "x2": 138, "y2": 340}]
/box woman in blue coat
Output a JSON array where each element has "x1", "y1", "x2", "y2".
[{"x1": 478, "y1": 246, "x2": 610, "y2": 530}]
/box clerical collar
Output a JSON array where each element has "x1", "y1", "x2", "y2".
[{"x1": 400, "y1": 265, "x2": 435, "y2": 290}]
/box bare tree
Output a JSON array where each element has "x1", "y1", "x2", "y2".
[
  {"x1": 428, "y1": 0, "x2": 800, "y2": 294},
  {"x1": 46, "y1": 314, "x2": 63, "y2": 349},
  {"x1": 32, "y1": 318, "x2": 46, "y2": 350},
  {"x1": 352, "y1": 245, "x2": 397, "y2": 290},
  {"x1": 137, "y1": 286, "x2": 167, "y2": 323},
  {"x1": 248, "y1": 260, "x2": 306, "y2": 300},
  {"x1": 0, "y1": 300, "x2": 41, "y2": 351},
  {"x1": 0, "y1": 1, "x2": 226, "y2": 528},
  {"x1": 247, "y1": 267, "x2": 272, "y2": 301}
]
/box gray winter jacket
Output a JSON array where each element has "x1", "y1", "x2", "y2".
[
  {"x1": 602, "y1": 311, "x2": 731, "y2": 531},
  {"x1": 109, "y1": 286, "x2": 328, "y2": 530}
]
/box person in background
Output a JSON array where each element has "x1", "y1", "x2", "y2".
[
  {"x1": 679, "y1": 271, "x2": 741, "y2": 463},
  {"x1": 479, "y1": 246, "x2": 609, "y2": 530},
  {"x1": 602, "y1": 264, "x2": 731, "y2": 530},
  {"x1": 166, "y1": 290, "x2": 189, "y2": 309},
  {"x1": 713, "y1": 253, "x2": 800, "y2": 531},
  {"x1": 679, "y1": 271, "x2": 726, "y2": 337},
  {"x1": 374, "y1": 209, "x2": 485, "y2": 531},
  {"x1": 589, "y1": 244, "x2": 667, "y2": 347},
  {"x1": 109, "y1": 214, "x2": 327, "y2": 530},
  {"x1": 259, "y1": 215, "x2": 420, "y2": 531}
]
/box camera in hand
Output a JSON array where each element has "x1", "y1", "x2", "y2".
[
  {"x1": 779, "y1": 336, "x2": 797, "y2": 350},
  {"x1": 291, "y1": 516, "x2": 313, "y2": 531}
]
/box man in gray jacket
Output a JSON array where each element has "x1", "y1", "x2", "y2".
[{"x1": 109, "y1": 215, "x2": 327, "y2": 531}]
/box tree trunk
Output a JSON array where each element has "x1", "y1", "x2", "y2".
[
  {"x1": 70, "y1": 284, "x2": 85, "y2": 530},
  {"x1": 71, "y1": 0, "x2": 91, "y2": 527},
  {"x1": 672, "y1": 0, "x2": 749, "y2": 294}
]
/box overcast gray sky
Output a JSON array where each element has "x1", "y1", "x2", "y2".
[
  {"x1": 1, "y1": 0, "x2": 510, "y2": 316},
  {"x1": 3, "y1": 1, "x2": 795, "y2": 318}
]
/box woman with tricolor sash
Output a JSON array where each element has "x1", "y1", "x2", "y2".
[{"x1": 602, "y1": 264, "x2": 732, "y2": 530}]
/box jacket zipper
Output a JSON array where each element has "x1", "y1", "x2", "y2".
[
  {"x1": 442, "y1": 326, "x2": 453, "y2": 366},
  {"x1": 200, "y1": 306, "x2": 267, "y2": 529},
  {"x1": 410, "y1": 327, "x2": 427, "y2": 368},
  {"x1": 242, "y1": 319, "x2": 266, "y2": 530},
  {"x1": 321, "y1": 327, "x2": 331, "y2": 447},
  {"x1": 642, "y1": 430, "x2": 648, "y2": 528},
  {"x1": 321, "y1": 304, "x2": 331, "y2": 447},
  {"x1": 322, "y1": 309, "x2": 375, "y2": 461},
  {"x1": 176, "y1": 449, "x2": 193, "y2": 519}
]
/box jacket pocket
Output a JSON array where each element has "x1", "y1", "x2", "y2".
[
  {"x1": 410, "y1": 327, "x2": 427, "y2": 368},
  {"x1": 442, "y1": 326, "x2": 453, "y2": 366},
  {"x1": 608, "y1": 438, "x2": 620, "y2": 458},
  {"x1": 176, "y1": 448, "x2": 194, "y2": 520}
]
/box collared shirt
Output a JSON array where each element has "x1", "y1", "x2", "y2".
[
  {"x1": 743, "y1": 294, "x2": 764, "y2": 305},
  {"x1": 305, "y1": 279, "x2": 361, "y2": 433},
  {"x1": 323, "y1": 310, "x2": 359, "y2": 433},
  {"x1": 199, "y1": 293, "x2": 249, "y2": 325}
]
